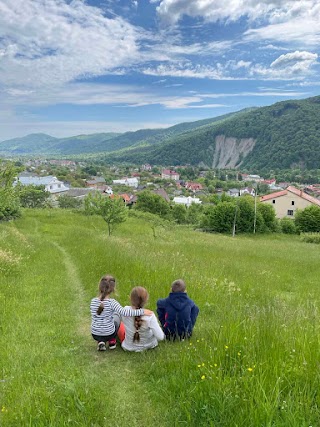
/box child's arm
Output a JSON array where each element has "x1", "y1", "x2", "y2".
[
  {"x1": 110, "y1": 299, "x2": 153, "y2": 317},
  {"x1": 190, "y1": 303, "x2": 199, "y2": 327},
  {"x1": 149, "y1": 315, "x2": 165, "y2": 341},
  {"x1": 156, "y1": 299, "x2": 166, "y2": 327}
]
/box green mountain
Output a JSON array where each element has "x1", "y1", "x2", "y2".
[
  {"x1": 1, "y1": 96, "x2": 320, "y2": 170},
  {"x1": 102, "y1": 96, "x2": 320, "y2": 170},
  {"x1": 0, "y1": 111, "x2": 248, "y2": 157}
]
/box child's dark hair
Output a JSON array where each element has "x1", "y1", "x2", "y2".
[
  {"x1": 97, "y1": 275, "x2": 116, "y2": 315},
  {"x1": 130, "y1": 286, "x2": 149, "y2": 342},
  {"x1": 171, "y1": 279, "x2": 186, "y2": 293}
]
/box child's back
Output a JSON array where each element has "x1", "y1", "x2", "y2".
[{"x1": 157, "y1": 279, "x2": 199, "y2": 340}]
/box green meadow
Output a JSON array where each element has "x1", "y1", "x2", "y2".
[{"x1": 1, "y1": 209, "x2": 320, "y2": 426}]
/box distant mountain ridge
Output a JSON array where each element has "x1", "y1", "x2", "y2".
[
  {"x1": 1, "y1": 96, "x2": 320, "y2": 170},
  {"x1": 0, "y1": 110, "x2": 252, "y2": 157}
]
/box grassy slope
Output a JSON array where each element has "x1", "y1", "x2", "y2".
[{"x1": 1, "y1": 210, "x2": 320, "y2": 426}]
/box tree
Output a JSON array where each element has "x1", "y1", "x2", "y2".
[
  {"x1": 84, "y1": 193, "x2": 127, "y2": 235},
  {"x1": 295, "y1": 205, "x2": 320, "y2": 232},
  {"x1": 58, "y1": 195, "x2": 83, "y2": 209},
  {"x1": 171, "y1": 204, "x2": 187, "y2": 224},
  {"x1": 18, "y1": 185, "x2": 50, "y2": 208},
  {"x1": 135, "y1": 190, "x2": 170, "y2": 219},
  {"x1": 0, "y1": 162, "x2": 21, "y2": 221},
  {"x1": 129, "y1": 210, "x2": 171, "y2": 238}
]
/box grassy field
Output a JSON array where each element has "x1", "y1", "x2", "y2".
[{"x1": 1, "y1": 209, "x2": 320, "y2": 426}]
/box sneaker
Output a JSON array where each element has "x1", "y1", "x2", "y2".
[
  {"x1": 108, "y1": 339, "x2": 117, "y2": 350},
  {"x1": 98, "y1": 341, "x2": 107, "y2": 351}
]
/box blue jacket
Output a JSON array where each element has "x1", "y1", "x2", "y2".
[{"x1": 157, "y1": 292, "x2": 199, "y2": 339}]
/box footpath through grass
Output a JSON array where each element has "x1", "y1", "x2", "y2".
[{"x1": 1, "y1": 209, "x2": 320, "y2": 426}]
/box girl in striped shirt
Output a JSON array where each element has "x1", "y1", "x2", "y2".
[{"x1": 90, "y1": 274, "x2": 153, "y2": 351}]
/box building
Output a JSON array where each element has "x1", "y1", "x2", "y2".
[
  {"x1": 85, "y1": 177, "x2": 106, "y2": 188},
  {"x1": 185, "y1": 182, "x2": 203, "y2": 192},
  {"x1": 173, "y1": 196, "x2": 202, "y2": 207},
  {"x1": 15, "y1": 175, "x2": 69, "y2": 194},
  {"x1": 161, "y1": 169, "x2": 180, "y2": 181},
  {"x1": 240, "y1": 187, "x2": 255, "y2": 197},
  {"x1": 260, "y1": 185, "x2": 320, "y2": 218},
  {"x1": 112, "y1": 177, "x2": 139, "y2": 188}
]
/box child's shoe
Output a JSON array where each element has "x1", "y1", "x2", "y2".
[
  {"x1": 108, "y1": 338, "x2": 117, "y2": 349},
  {"x1": 97, "y1": 341, "x2": 107, "y2": 351}
]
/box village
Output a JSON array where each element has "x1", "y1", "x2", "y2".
[{"x1": 14, "y1": 159, "x2": 320, "y2": 219}]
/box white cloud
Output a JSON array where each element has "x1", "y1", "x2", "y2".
[
  {"x1": 251, "y1": 51, "x2": 318, "y2": 79},
  {"x1": 0, "y1": 0, "x2": 146, "y2": 88},
  {"x1": 155, "y1": 0, "x2": 289, "y2": 25}
]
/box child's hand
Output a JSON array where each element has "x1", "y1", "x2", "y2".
[{"x1": 144, "y1": 309, "x2": 154, "y2": 316}]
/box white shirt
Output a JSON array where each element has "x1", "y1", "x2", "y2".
[{"x1": 121, "y1": 308, "x2": 165, "y2": 352}]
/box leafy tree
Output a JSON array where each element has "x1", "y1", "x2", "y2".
[
  {"x1": 186, "y1": 203, "x2": 203, "y2": 226},
  {"x1": 84, "y1": 193, "x2": 127, "y2": 235},
  {"x1": 280, "y1": 218, "x2": 297, "y2": 234},
  {"x1": 129, "y1": 210, "x2": 171, "y2": 238},
  {"x1": 171, "y1": 204, "x2": 187, "y2": 224},
  {"x1": 201, "y1": 202, "x2": 235, "y2": 233},
  {"x1": 58, "y1": 195, "x2": 83, "y2": 209},
  {"x1": 18, "y1": 185, "x2": 50, "y2": 208},
  {"x1": 0, "y1": 162, "x2": 21, "y2": 221},
  {"x1": 295, "y1": 205, "x2": 320, "y2": 232},
  {"x1": 135, "y1": 190, "x2": 170, "y2": 219}
]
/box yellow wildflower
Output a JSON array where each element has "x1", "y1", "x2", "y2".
[
  {"x1": 201, "y1": 375, "x2": 206, "y2": 380},
  {"x1": 225, "y1": 345, "x2": 229, "y2": 349},
  {"x1": 247, "y1": 367, "x2": 253, "y2": 372}
]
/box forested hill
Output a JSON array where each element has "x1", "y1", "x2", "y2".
[
  {"x1": 102, "y1": 96, "x2": 320, "y2": 170},
  {"x1": 0, "y1": 111, "x2": 244, "y2": 156}
]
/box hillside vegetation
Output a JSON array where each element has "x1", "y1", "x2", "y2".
[
  {"x1": 1, "y1": 210, "x2": 320, "y2": 426},
  {"x1": 0, "y1": 112, "x2": 241, "y2": 157},
  {"x1": 103, "y1": 96, "x2": 320, "y2": 170}
]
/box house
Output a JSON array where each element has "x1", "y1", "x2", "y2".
[
  {"x1": 185, "y1": 182, "x2": 203, "y2": 192},
  {"x1": 112, "y1": 177, "x2": 139, "y2": 188},
  {"x1": 227, "y1": 188, "x2": 240, "y2": 197},
  {"x1": 15, "y1": 175, "x2": 69, "y2": 194},
  {"x1": 161, "y1": 169, "x2": 180, "y2": 181},
  {"x1": 85, "y1": 177, "x2": 106, "y2": 188},
  {"x1": 260, "y1": 185, "x2": 320, "y2": 218},
  {"x1": 240, "y1": 187, "x2": 255, "y2": 197},
  {"x1": 142, "y1": 164, "x2": 152, "y2": 171},
  {"x1": 173, "y1": 196, "x2": 202, "y2": 207},
  {"x1": 153, "y1": 188, "x2": 170, "y2": 202}
]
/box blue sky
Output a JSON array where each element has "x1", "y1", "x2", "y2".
[{"x1": 1, "y1": 0, "x2": 320, "y2": 140}]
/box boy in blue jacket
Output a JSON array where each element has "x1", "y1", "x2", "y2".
[{"x1": 157, "y1": 279, "x2": 199, "y2": 341}]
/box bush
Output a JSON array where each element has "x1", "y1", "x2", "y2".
[
  {"x1": 280, "y1": 217, "x2": 297, "y2": 234},
  {"x1": 300, "y1": 233, "x2": 320, "y2": 244},
  {"x1": 58, "y1": 195, "x2": 83, "y2": 209},
  {"x1": 295, "y1": 205, "x2": 320, "y2": 232}
]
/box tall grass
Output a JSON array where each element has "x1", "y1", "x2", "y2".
[{"x1": 1, "y1": 209, "x2": 320, "y2": 426}]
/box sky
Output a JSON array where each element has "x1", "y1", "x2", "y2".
[{"x1": 1, "y1": 0, "x2": 320, "y2": 141}]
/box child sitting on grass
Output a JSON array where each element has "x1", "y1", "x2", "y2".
[
  {"x1": 121, "y1": 286, "x2": 165, "y2": 352},
  {"x1": 157, "y1": 279, "x2": 199, "y2": 341},
  {"x1": 90, "y1": 275, "x2": 153, "y2": 351}
]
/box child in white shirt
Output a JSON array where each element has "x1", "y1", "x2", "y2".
[{"x1": 121, "y1": 287, "x2": 165, "y2": 352}]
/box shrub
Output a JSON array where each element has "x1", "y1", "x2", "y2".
[
  {"x1": 300, "y1": 233, "x2": 320, "y2": 244},
  {"x1": 280, "y1": 217, "x2": 297, "y2": 234},
  {"x1": 295, "y1": 205, "x2": 320, "y2": 232}
]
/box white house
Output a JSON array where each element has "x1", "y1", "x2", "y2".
[
  {"x1": 173, "y1": 196, "x2": 202, "y2": 207},
  {"x1": 240, "y1": 187, "x2": 255, "y2": 197},
  {"x1": 112, "y1": 177, "x2": 139, "y2": 188},
  {"x1": 15, "y1": 175, "x2": 69, "y2": 194}
]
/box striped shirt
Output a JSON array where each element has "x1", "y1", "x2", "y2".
[{"x1": 90, "y1": 297, "x2": 144, "y2": 336}]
